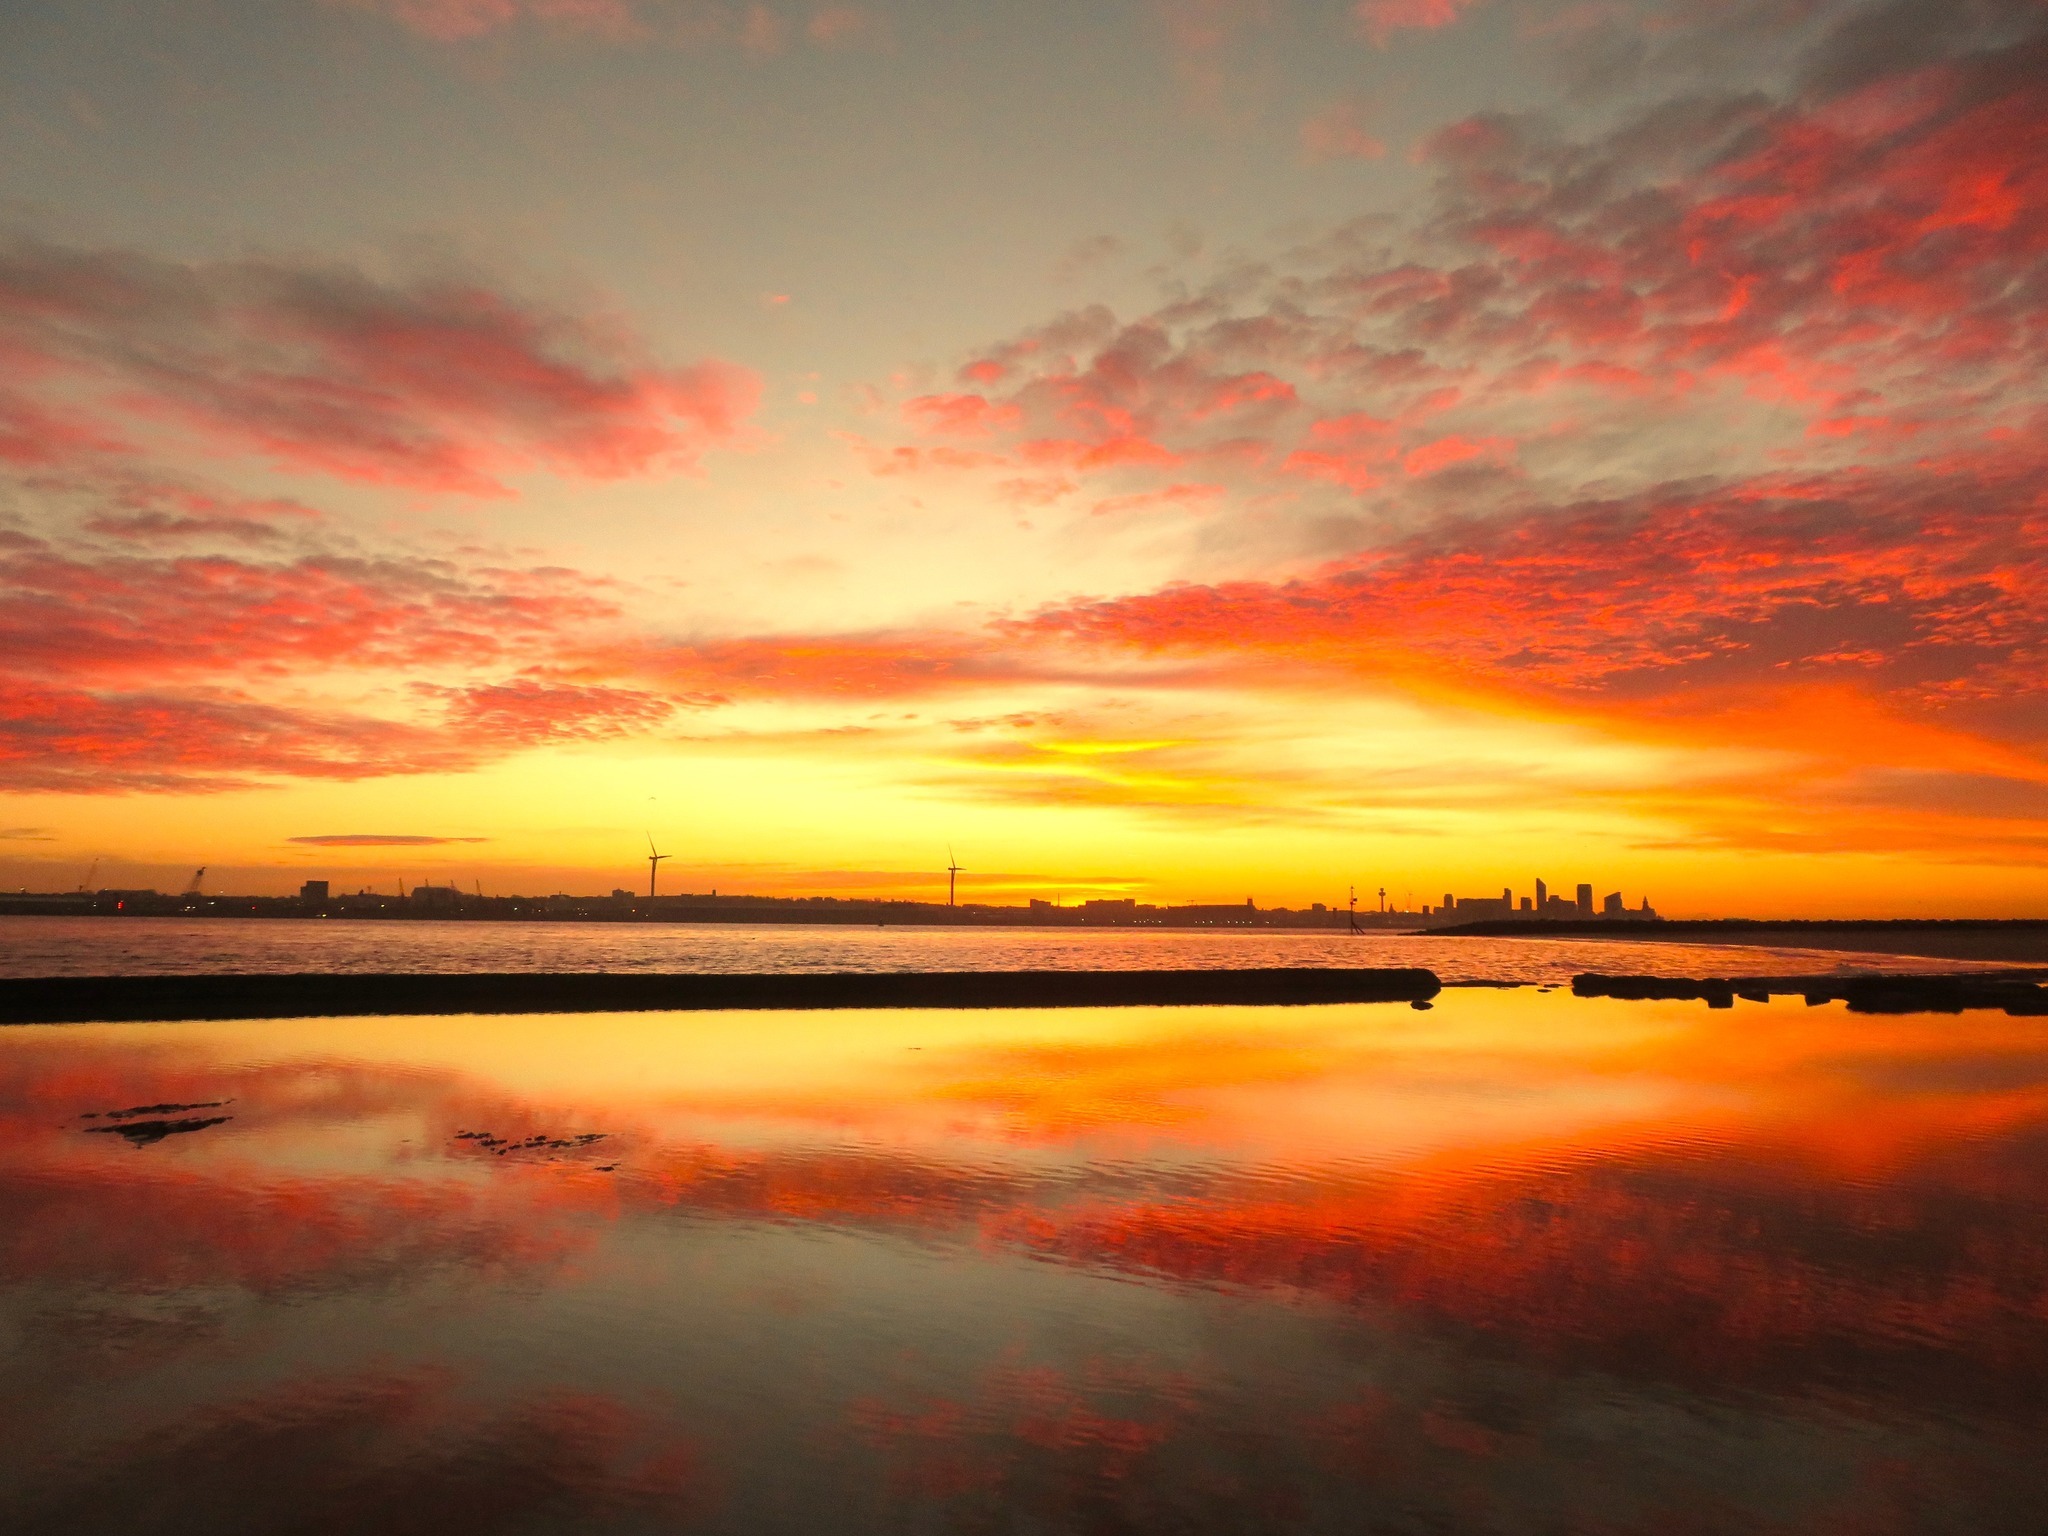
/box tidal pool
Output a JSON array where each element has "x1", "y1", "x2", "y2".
[{"x1": 2, "y1": 989, "x2": 2043, "y2": 1533}]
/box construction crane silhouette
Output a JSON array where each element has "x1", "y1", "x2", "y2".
[
  {"x1": 182, "y1": 866, "x2": 206, "y2": 896},
  {"x1": 946, "y1": 846, "x2": 963, "y2": 908},
  {"x1": 645, "y1": 834, "x2": 669, "y2": 899}
]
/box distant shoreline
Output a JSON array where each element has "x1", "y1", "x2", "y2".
[
  {"x1": 3, "y1": 906, "x2": 2042, "y2": 956},
  {"x1": 0, "y1": 895, "x2": 1410, "y2": 931}
]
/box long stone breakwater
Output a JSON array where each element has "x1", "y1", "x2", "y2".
[{"x1": 0, "y1": 967, "x2": 1444, "y2": 1024}]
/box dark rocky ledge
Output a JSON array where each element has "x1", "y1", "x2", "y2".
[
  {"x1": 1573, "y1": 971, "x2": 2048, "y2": 1014},
  {"x1": 1439, "y1": 919, "x2": 2048, "y2": 964},
  {"x1": 0, "y1": 967, "x2": 1442, "y2": 1024}
]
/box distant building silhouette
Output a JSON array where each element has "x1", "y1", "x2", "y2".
[
  {"x1": 299, "y1": 880, "x2": 329, "y2": 902},
  {"x1": 1429, "y1": 878, "x2": 1657, "y2": 924},
  {"x1": 1442, "y1": 890, "x2": 1516, "y2": 918}
]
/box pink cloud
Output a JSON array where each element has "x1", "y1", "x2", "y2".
[
  {"x1": 1088, "y1": 481, "x2": 1226, "y2": 518},
  {"x1": 0, "y1": 238, "x2": 759, "y2": 497},
  {"x1": 1354, "y1": 0, "x2": 1484, "y2": 46},
  {"x1": 805, "y1": 5, "x2": 874, "y2": 47},
  {"x1": 901, "y1": 393, "x2": 1024, "y2": 436},
  {"x1": 350, "y1": 0, "x2": 878, "y2": 54},
  {"x1": 341, "y1": 0, "x2": 642, "y2": 42},
  {"x1": 1019, "y1": 450, "x2": 2048, "y2": 744},
  {"x1": 77, "y1": 477, "x2": 322, "y2": 546},
  {"x1": 0, "y1": 677, "x2": 475, "y2": 793},
  {"x1": 810, "y1": 8, "x2": 2048, "y2": 847},
  {"x1": 424, "y1": 678, "x2": 687, "y2": 745},
  {"x1": 869, "y1": 7, "x2": 2048, "y2": 548},
  {"x1": 18, "y1": 0, "x2": 2048, "y2": 855},
  {"x1": 0, "y1": 527, "x2": 705, "y2": 792},
  {"x1": 1401, "y1": 433, "x2": 1512, "y2": 476},
  {"x1": 1301, "y1": 100, "x2": 1388, "y2": 162},
  {"x1": 607, "y1": 630, "x2": 1028, "y2": 702},
  {"x1": 0, "y1": 536, "x2": 624, "y2": 685},
  {"x1": 0, "y1": 666, "x2": 695, "y2": 795}
]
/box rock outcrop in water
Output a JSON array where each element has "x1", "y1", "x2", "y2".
[
  {"x1": 84, "y1": 1115, "x2": 232, "y2": 1145},
  {"x1": 1573, "y1": 972, "x2": 2048, "y2": 1014},
  {"x1": 0, "y1": 968, "x2": 1443, "y2": 1023},
  {"x1": 454, "y1": 1130, "x2": 609, "y2": 1158},
  {"x1": 77, "y1": 1099, "x2": 236, "y2": 1145}
]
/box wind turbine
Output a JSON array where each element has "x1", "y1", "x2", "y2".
[
  {"x1": 946, "y1": 845, "x2": 963, "y2": 908},
  {"x1": 646, "y1": 834, "x2": 669, "y2": 899}
]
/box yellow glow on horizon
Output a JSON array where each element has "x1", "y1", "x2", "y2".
[{"x1": 9, "y1": 689, "x2": 2048, "y2": 915}]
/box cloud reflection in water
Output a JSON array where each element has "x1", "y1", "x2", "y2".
[{"x1": 1, "y1": 991, "x2": 2045, "y2": 1533}]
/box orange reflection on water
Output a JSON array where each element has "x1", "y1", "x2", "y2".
[
  {"x1": 3, "y1": 988, "x2": 2047, "y2": 1530},
  {"x1": 4, "y1": 994, "x2": 2043, "y2": 1337}
]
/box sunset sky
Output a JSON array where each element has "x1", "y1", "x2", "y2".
[{"x1": 2, "y1": 0, "x2": 2044, "y2": 913}]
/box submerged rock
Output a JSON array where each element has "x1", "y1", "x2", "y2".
[{"x1": 85, "y1": 1116, "x2": 232, "y2": 1146}]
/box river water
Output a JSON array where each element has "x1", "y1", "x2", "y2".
[
  {"x1": 1, "y1": 987, "x2": 2043, "y2": 1534},
  {"x1": 0, "y1": 914, "x2": 2000, "y2": 982}
]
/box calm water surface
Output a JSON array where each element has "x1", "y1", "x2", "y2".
[
  {"x1": 0, "y1": 914, "x2": 1998, "y2": 981},
  {"x1": 2, "y1": 989, "x2": 2043, "y2": 1533}
]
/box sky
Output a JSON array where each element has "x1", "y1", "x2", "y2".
[{"x1": 1, "y1": 0, "x2": 2044, "y2": 914}]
